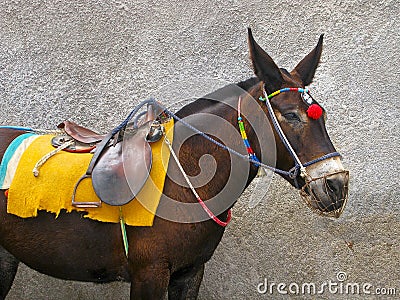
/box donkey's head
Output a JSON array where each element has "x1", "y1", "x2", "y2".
[{"x1": 247, "y1": 28, "x2": 349, "y2": 218}]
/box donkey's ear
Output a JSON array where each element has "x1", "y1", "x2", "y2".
[
  {"x1": 247, "y1": 28, "x2": 283, "y2": 93},
  {"x1": 292, "y1": 34, "x2": 324, "y2": 86}
]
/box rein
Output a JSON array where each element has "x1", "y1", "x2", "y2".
[{"x1": 163, "y1": 135, "x2": 232, "y2": 227}]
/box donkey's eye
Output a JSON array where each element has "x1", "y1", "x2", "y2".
[{"x1": 283, "y1": 112, "x2": 301, "y2": 122}]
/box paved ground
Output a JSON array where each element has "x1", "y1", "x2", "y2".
[{"x1": 0, "y1": 0, "x2": 398, "y2": 299}]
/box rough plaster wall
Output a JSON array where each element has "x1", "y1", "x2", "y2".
[{"x1": 0, "y1": 0, "x2": 398, "y2": 299}]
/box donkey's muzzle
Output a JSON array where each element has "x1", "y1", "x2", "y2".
[
  {"x1": 300, "y1": 170, "x2": 349, "y2": 218},
  {"x1": 326, "y1": 173, "x2": 347, "y2": 205}
]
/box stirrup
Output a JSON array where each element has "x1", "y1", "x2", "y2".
[{"x1": 71, "y1": 174, "x2": 102, "y2": 208}]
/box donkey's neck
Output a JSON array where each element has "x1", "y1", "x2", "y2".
[{"x1": 173, "y1": 79, "x2": 266, "y2": 202}]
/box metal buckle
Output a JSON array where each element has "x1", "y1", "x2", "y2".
[{"x1": 146, "y1": 121, "x2": 164, "y2": 143}]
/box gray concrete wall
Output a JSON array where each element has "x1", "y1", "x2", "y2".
[{"x1": 1, "y1": 0, "x2": 398, "y2": 299}]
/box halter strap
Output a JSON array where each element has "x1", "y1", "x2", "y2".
[{"x1": 260, "y1": 88, "x2": 307, "y2": 177}]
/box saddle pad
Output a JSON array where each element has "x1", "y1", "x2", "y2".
[{"x1": 6, "y1": 119, "x2": 174, "y2": 226}]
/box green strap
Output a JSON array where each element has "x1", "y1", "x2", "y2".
[{"x1": 119, "y1": 208, "x2": 129, "y2": 257}]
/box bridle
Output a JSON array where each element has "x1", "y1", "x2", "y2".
[
  {"x1": 162, "y1": 85, "x2": 348, "y2": 220},
  {"x1": 246, "y1": 86, "x2": 349, "y2": 217},
  {"x1": 237, "y1": 87, "x2": 342, "y2": 187},
  {"x1": 258, "y1": 87, "x2": 341, "y2": 189}
]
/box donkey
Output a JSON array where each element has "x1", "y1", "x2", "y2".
[{"x1": 0, "y1": 29, "x2": 348, "y2": 299}]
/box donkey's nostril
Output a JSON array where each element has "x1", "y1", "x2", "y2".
[
  {"x1": 326, "y1": 177, "x2": 341, "y2": 195},
  {"x1": 300, "y1": 170, "x2": 349, "y2": 217},
  {"x1": 325, "y1": 172, "x2": 349, "y2": 209}
]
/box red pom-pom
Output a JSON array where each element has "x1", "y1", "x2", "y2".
[{"x1": 307, "y1": 104, "x2": 323, "y2": 120}]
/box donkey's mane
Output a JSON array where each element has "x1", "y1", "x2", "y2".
[
  {"x1": 176, "y1": 77, "x2": 260, "y2": 118},
  {"x1": 236, "y1": 77, "x2": 260, "y2": 90}
]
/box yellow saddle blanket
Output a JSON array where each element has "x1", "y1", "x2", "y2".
[{"x1": 7, "y1": 120, "x2": 174, "y2": 226}]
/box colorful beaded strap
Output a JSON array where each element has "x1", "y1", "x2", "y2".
[
  {"x1": 259, "y1": 87, "x2": 308, "y2": 100},
  {"x1": 259, "y1": 87, "x2": 323, "y2": 120},
  {"x1": 237, "y1": 87, "x2": 324, "y2": 172},
  {"x1": 237, "y1": 97, "x2": 260, "y2": 165}
]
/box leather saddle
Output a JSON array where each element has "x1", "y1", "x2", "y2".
[
  {"x1": 54, "y1": 103, "x2": 166, "y2": 207},
  {"x1": 58, "y1": 121, "x2": 106, "y2": 144}
]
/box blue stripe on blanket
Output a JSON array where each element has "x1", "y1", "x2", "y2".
[{"x1": 0, "y1": 133, "x2": 36, "y2": 188}]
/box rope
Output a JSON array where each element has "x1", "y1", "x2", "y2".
[
  {"x1": 0, "y1": 126, "x2": 34, "y2": 131},
  {"x1": 0, "y1": 126, "x2": 63, "y2": 135},
  {"x1": 159, "y1": 93, "x2": 342, "y2": 183},
  {"x1": 163, "y1": 133, "x2": 231, "y2": 227},
  {"x1": 5, "y1": 95, "x2": 341, "y2": 184},
  {"x1": 32, "y1": 139, "x2": 75, "y2": 177},
  {"x1": 259, "y1": 88, "x2": 342, "y2": 178},
  {"x1": 159, "y1": 104, "x2": 293, "y2": 176},
  {"x1": 32, "y1": 129, "x2": 64, "y2": 135},
  {"x1": 304, "y1": 152, "x2": 341, "y2": 167},
  {"x1": 261, "y1": 89, "x2": 307, "y2": 177},
  {"x1": 111, "y1": 98, "x2": 156, "y2": 135}
]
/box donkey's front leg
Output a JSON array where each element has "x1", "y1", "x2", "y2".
[
  {"x1": 168, "y1": 264, "x2": 205, "y2": 300},
  {"x1": 129, "y1": 263, "x2": 170, "y2": 300},
  {"x1": 0, "y1": 246, "x2": 19, "y2": 300}
]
